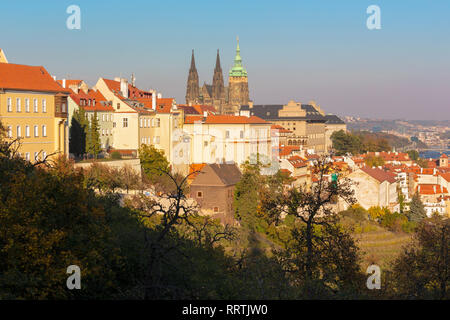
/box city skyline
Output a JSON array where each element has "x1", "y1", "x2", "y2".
[{"x1": 1, "y1": 0, "x2": 449, "y2": 120}]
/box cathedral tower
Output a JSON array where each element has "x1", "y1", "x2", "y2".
[
  {"x1": 211, "y1": 49, "x2": 226, "y2": 112},
  {"x1": 228, "y1": 37, "x2": 249, "y2": 112},
  {"x1": 185, "y1": 49, "x2": 200, "y2": 105}
]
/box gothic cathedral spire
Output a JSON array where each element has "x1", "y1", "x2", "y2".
[
  {"x1": 185, "y1": 49, "x2": 200, "y2": 105},
  {"x1": 212, "y1": 49, "x2": 225, "y2": 103}
]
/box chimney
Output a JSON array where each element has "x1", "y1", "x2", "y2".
[
  {"x1": 151, "y1": 90, "x2": 156, "y2": 110},
  {"x1": 248, "y1": 101, "x2": 254, "y2": 109},
  {"x1": 52, "y1": 75, "x2": 56, "y2": 81},
  {"x1": 120, "y1": 78, "x2": 128, "y2": 98},
  {"x1": 62, "y1": 79, "x2": 66, "y2": 88}
]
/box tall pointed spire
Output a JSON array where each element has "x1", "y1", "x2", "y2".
[
  {"x1": 214, "y1": 49, "x2": 221, "y2": 71},
  {"x1": 212, "y1": 49, "x2": 225, "y2": 103},
  {"x1": 189, "y1": 49, "x2": 196, "y2": 71},
  {"x1": 229, "y1": 36, "x2": 247, "y2": 77},
  {"x1": 186, "y1": 49, "x2": 200, "y2": 105}
]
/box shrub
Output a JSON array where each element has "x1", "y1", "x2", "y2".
[
  {"x1": 401, "y1": 220, "x2": 417, "y2": 234},
  {"x1": 380, "y1": 212, "x2": 407, "y2": 232},
  {"x1": 110, "y1": 151, "x2": 122, "y2": 160}
]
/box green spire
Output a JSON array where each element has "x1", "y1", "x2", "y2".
[{"x1": 229, "y1": 36, "x2": 247, "y2": 77}]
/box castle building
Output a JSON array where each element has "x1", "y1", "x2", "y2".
[{"x1": 185, "y1": 38, "x2": 250, "y2": 114}]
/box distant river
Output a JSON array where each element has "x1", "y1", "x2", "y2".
[{"x1": 419, "y1": 150, "x2": 450, "y2": 159}]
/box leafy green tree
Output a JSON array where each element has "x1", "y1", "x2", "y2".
[
  {"x1": 330, "y1": 130, "x2": 363, "y2": 155},
  {"x1": 139, "y1": 144, "x2": 171, "y2": 189},
  {"x1": 390, "y1": 216, "x2": 449, "y2": 299},
  {"x1": 87, "y1": 111, "x2": 101, "y2": 158},
  {"x1": 407, "y1": 150, "x2": 419, "y2": 161},
  {"x1": 407, "y1": 191, "x2": 427, "y2": 222},
  {"x1": 69, "y1": 108, "x2": 88, "y2": 157}
]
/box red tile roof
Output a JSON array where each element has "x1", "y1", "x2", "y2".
[
  {"x1": 279, "y1": 145, "x2": 300, "y2": 157},
  {"x1": 70, "y1": 89, "x2": 114, "y2": 112},
  {"x1": 416, "y1": 184, "x2": 448, "y2": 195},
  {"x1": 271, "y1": 124, "x2": 292, "y2": 133},
  {"x1": 288, "y1": 155, "x2": 307, "y2": 168},
  {"x1": 441, "y1": 153, "x2": 448, "y2": 159},
  {"x1": 184, "y1": 115, "x2": 267, "y2": 124},
  {"x1": 0, "y1": 62, "x2": 71, "y2": 94},
  {"x1": 360, "y1": 166, "x2": 397, "y2": 183},
  {"x1": 364, "y1": 151, "x2": 410, "y2": 162},
  {"x1": 438, "y1": 173, "x2": 450, "y2": 182}
]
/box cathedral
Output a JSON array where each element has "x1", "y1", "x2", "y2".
[{"x1": 185, "y1": 38, "x2": 250, "y2": 114}]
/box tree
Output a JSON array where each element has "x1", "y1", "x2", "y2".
[
  {"x1": 407, "y1": 150, "x2": 419, "y2": 161},
  {"x1": 261, "y1": 155, "x2": 364, "y2": 298},
  {"x1": 69, "y1": 108, "x2": 88, "y2": 157},
  {"x1": 139, "y1": 144, "x2": 172, "y2": 192},
  {"x1": 364, "y1": 155, "x2": 385, "y2": 167},
  {"x1": 407, "y1": 191, "x2": 427, "y2": 222},
  {"x1": 120, "y1": 164, "x2": 140, "y2": 194},
  {"x1": 330, "y1": 130, "x2": 362, "y2": 155},
  {"x1": 416, "y1": 158, "x2": 428, "y2": 168},
  {"x1": 87, "y1": 111, "x2": 101, "y2": 158},
  {"x1": 390, "y1": 217, "x2": 449, "y2": 299}
]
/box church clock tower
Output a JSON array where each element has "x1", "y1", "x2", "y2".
[{"x1": 228, "y1": 37, "x2": 249, "y2": 113}]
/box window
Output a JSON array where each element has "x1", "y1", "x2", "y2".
[
  {"x1": 113, "y1": 122, "x2": 116, "y2": 128},
  {"x1": 109, "y1": 114, "x2": 113, "y2": 122},
  {"x1": 103, "y1": 114, "x2": 106, "y2": 122},
  {"x1": 42, "y1": 125, "x2": 47, "y2": 137},
  {"x1": 213, "y1": 207, "x2": 219, "y2": 213},
  {"x1": 197, "y1": 191, "x2": 203, "y2": 198},
  {"x1": 140, "y1": 118, "x2": 143, "y2": 128},
  {"x1": 16, "y1": 98, "x2": 21, "y2": 112},
  {"x1": 16, "y1": 126, "x2": 21, "y2": 138},
  {"x1": 34, "y1": 152, "x2": 39, "y2": 161},
  {"x1": 117, "y1": 103, "x2": 120, "y2": 110},
  {"x1": 7, "y1": 98, "x2": 12, "y2": 112},
  {"x1": 25, "y1": 99, "x2": 30, "y2": 112},
  {"x1": 42, "y1": 151, "x2": 46, "y2": 160},
  {"x1": 204, "y1": 141, "x2": 208, "y2": 147},
  {"x1": 7, "y1": 126, "x2": 12, "y2": 138},
  {"x1": 240, "y1": 130, "x2": 244, "y2": 139},
  {"x1": 62, "y1": 103, "x2": 66, "y2": 113},
  {"x1": 25, "y1": 152, "x2": 30, "y2": 161},
  {"x1": 34, "y1": 125, "x2": 39, "y2": 137},
  {"x1": 156, "y1": 118, "x2": 160, "y2": 127},
  {"x1": 34, "y1": 99, "x2": 38, "y2": 112},
  {"x1": 102, "y1": 129, "x2": 105, "y2": 136},
  {"x1": 25, "y1": 126, "x2": 30, "y2": 137},
  {"x1": 153, "y1": 136, "x2": 160, "y2": 144},
  {"x1": 226, "y1": 130, "x2": 230, "y2": 139},
  {"x1": 42, "y1": 99, "x2": 46, "y2": 113},
  {"x1": 123, "y1": 118, "x2": 128, "y2": 128}
]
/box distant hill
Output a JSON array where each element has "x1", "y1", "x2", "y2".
[{"x1": 351, "y1": 130, "x2": 426, "y2": 150}]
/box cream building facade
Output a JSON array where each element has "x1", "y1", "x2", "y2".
[{"x1": 0, "y1": 60, "x2": 70, "y2": 161}]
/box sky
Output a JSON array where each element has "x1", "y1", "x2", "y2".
[{"x1": 0, "y1": 0, "x2": 449, "y2": 120}]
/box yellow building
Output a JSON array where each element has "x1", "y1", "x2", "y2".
[{"x1": 0, "y1": 60, "x2": 70, "y2": 161}]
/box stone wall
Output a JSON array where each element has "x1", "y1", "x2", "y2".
[{"x1": 74, "y1": 158, "x2": 141, "y2": 175}]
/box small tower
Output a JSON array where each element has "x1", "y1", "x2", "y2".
[
  {"x1": 228, "y1": 37, "x2": 249, "y2": 113},
  {"x1": 185, "y1": 49, "x2": 200, "y2": 105}
]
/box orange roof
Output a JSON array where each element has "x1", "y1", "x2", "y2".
[
  {"x1": 278, "y1": 145, "x2": 300, "y2": 157},
  {"x1": 155, "y1": 98, "x2": 175, "y2": 113},
  {"x1": 271, "y1": 124, "x2": 292, "y2": 133},
  {"x1": 70, "y1": 89, "x2": 114, "y2": 112},
  {"x1": 188, "y1": 163, "x2": 207, "y2": 181},
  {"x1": 0, "y1": 62, "x2": 71, "y2": 94},
  {"x1": 184, "y1": 114, "x2": 267, "y2": 124},
  {"x1": 441, "y1": 153, "x2": 448, "y2": 159},
  {"x1": 288, "y1": 155, "x2": 307, "y2": 168},
  {"x1": 438, "y1": 173, "x2": 450, "y2": 182},
  {"x1": 416, "y1": 184, "x2": 448, "y2": 195}
]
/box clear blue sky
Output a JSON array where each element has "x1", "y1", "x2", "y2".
[{"x1": 1, "y1": 0, "x2": 449, "y2": 120}]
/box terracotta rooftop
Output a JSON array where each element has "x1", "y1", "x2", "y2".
[
  {"x1": 70, "y1": 88, "x2": 114, "y2": 112},
  {"x1": 0, "y1": 62, "x2": 71, "y2": 94},
  {"x1": 416, "y1": 184, "x2": 448, "y2": 195}
]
